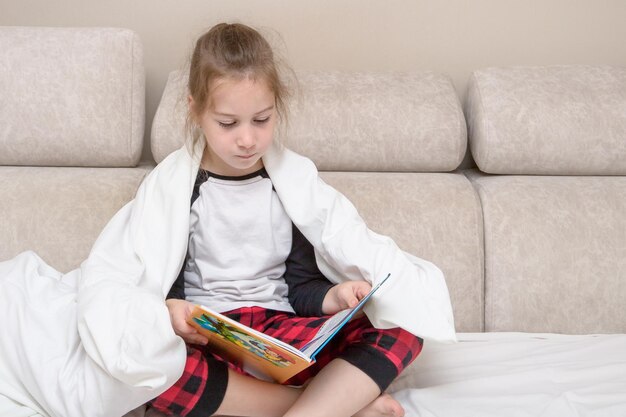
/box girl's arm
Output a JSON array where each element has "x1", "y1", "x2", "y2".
[
  {"x1": 284, "y1": 225, "x2": 334, "y2": 316},
  {"x1": 165, "y1": 257, "x2": 208, "y2": 345},
  {"x1": 285, "y1": 225, "x2": 372, "y2": 316}
]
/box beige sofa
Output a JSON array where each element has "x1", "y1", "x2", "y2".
[{"x1": 1, "y1": 26, "x2": 625, "y2": 417}]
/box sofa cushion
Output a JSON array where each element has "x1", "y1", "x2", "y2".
[
  {"x1": 0, "y1": 27, "x2": 145, "y2": 167},
  {"x1": 284, "y1": 71, "x2": 467, "y2": 172},
  {"x1": 152, "y1": 70, "x2": 467, "y2": 172},
  {"x1": 466, "y1": 65, "x2": 626, "y2": 175},
  {"x1": 468, "y1": 171, "x2": 626, "y2": 333},
  {"x1": 321, "y1": 171, "x2": 484, "y2": 332},
  {"x1": 0, "y1": 166, "x2": 151, "y2": 272}
]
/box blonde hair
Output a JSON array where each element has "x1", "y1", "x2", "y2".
[{"x1": 186, "y1": 23, "x2": 292, "y2": 153}]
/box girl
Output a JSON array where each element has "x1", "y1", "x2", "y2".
[{"x1": 148, "y1": 23, "x2": 426, "y2": 417}]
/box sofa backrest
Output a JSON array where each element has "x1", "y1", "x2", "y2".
[
  {"x1": 466, "y1": 65, "x2": 626, "y2": 333},
  {"x1": 0, "y1": 27, "x2": 145, "y2": 167},
  {"x1": 0, "y1": 27, "x2": 149, "y2": 272},
  {"x1": 152, "y1": 69, "x2": 485, "y2": 332}
]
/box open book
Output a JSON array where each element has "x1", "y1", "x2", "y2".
[{"x1": 187, "y1": 274, "x2": 390, "y2": 383}]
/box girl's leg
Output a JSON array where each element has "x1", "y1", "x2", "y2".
[
  {"x1": 232, "y1": 308, "x2": 423, "y2": 417},
  {"x1": 283, "y1": 358, "x2": 393, "y2": 417},
  {"x1": 150, "y1": 346, "x2": 301, "y2": 417},
  {"x1": 205, "y1": 366, "x2": 404, "y2": 417},
  {"x1": 213, "y1": 368, "x2": 301, "y2": 416}
]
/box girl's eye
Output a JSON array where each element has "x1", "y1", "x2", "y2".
[
  {"x1": 218, "y1": 121, "x2": 236, "y2": 128},
  {"x1": 254, "y1": 116, "x2": 271, "y2": 124}
]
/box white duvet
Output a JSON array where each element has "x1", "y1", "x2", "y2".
[{"x1": 0, "y1": 143, "x2": 456, "y2": 417}]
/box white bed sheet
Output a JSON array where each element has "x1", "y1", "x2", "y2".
[
  {"x1": 388, "y1": 332, "x2": 626, "y2": 417},
  {"x1": 0, "y1": 394, "x2": 42, "y2": 417},
  {"x1": 15, "y1": 332, "x2": 624, "y2": 417}
]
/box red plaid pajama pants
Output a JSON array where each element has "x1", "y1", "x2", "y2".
[{"x1": 150, "y1": 306, "x2": 423, "y2": 416}]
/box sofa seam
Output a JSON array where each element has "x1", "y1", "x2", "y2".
[
  {"x1": 438, "y1": 72, "x2": 466, "y2": 171},
  {"x1": 470, "y1": 72, "x2": 492, "y2": 173},
  {"x1": 463, "y1": 170, "x2": 488, "y2": 332},
  {"x1": 451, "y1": 75, "x2": 467, "y2": 171},
  {"x1": 129, "y1": 31, "x2": 135, "y2": 167},
  {"x1": 151, "y1": 73, "x2": 167, "y2": 164}
]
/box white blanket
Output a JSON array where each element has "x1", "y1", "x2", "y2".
[{"x1": 0, "y1": 143, "x2": 455, "y2": 417}]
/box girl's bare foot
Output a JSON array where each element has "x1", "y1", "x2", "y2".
[{"x1": 353, "y1": 393, "x2": 405, "y2": 417}]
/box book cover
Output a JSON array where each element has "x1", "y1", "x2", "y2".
[{"x1": 187, "y1": 274, "x2": 390, "y2": 383}]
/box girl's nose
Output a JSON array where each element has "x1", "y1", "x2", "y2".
[{"x1": 236, "y1": 126, "x2": 255, "y2": 149}]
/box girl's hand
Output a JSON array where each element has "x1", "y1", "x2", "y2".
[
  {"x1": 321, "y1": 281, "x2": 372, "y2": 315},
  {"x1": 165, "y1": 299, "x2": 209, "y2": 345}
]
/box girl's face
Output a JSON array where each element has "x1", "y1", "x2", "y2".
[{"x1": 192, "y1": 76, "x2": 277, "y2": 176}]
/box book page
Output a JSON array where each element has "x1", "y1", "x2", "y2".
[
  {"x1": 299, "y1": 309, "x2": 353, "y2": 357},
  {"x1": 300, "y1": 273, "x2": 390, "y2": 358}
]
